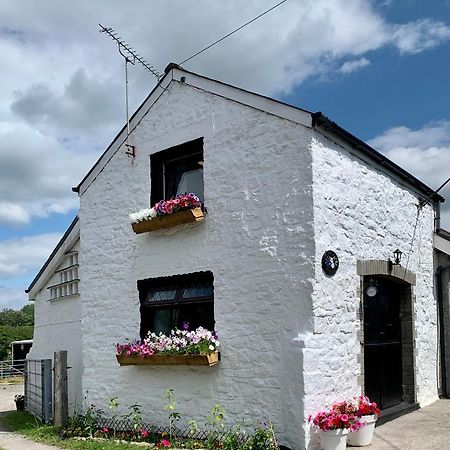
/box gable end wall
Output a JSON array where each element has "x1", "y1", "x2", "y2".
[{"x1": 79, "y1": 81, "x2": 316, "y2": 449}]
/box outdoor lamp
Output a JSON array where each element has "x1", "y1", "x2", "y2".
[
  {"x1": 388, "y1": 248, "x2": 403, "y2": 272},
  {"x1": 393, "y1": 249, "x2": 403, "y2": 265}
]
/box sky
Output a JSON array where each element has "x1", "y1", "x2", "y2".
[{"x1": 0, "y1": 0, "x2": 449, "y2": 310}]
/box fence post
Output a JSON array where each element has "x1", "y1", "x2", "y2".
[
  {"x1": 53, "y1": 351, "x2": 68, "y2": 427},
  {"x1": 24, "y1": 360, "x2": 28, "y2": 411},
  {"x1": 42, "y1": 359, "x2": 52, "y2": 423}
]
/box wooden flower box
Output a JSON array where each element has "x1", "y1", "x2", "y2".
[
  {"x1": 116, "y1": 352, "x2": 219, "y2": 367},
  {"x1": 131, "y1": 207, "x2": 204, "y2": 234}
]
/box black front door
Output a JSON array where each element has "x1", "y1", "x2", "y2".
[{"x1": 364, "y1": 277, "x2": 403, "y2": 409}]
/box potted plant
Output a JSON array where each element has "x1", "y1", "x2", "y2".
[
  {"x1": 347, "y1": 396, "x2": 380, "y2": 447},
  {"x1": 14, "y1": 394, "x2": 25, "y2": 411},
  {"x1": 116, "y1": 326, "x2": 220, "y2": 366},
  {"x1": 129, "y1": 193, "x2": 204, "y2": 233},
  {"x1": 308, "y1": 401, "x2": 361, "y2": 450}
]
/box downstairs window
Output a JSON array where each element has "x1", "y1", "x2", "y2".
[{"x1": 138, "y1": 271, "x2": 214, "y2": 340}]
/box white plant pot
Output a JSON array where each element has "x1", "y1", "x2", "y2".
[
  {"x1": 319, "y1": 428, "x2": 349, "y2": 450},
  {"x1": 347, "y1": 415, "x2": 377, "y2": 447}
]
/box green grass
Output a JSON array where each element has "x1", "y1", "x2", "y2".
[
  {"x1": 0, "y1": 411, "x2": 152, "y2": 450},
  {"x1": 0, "y1": 376, "x2": 24, "y2": 384}
]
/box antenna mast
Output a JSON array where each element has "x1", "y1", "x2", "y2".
[{"x1": 99, "y1": 24, "x2": 161, "y2": 159}]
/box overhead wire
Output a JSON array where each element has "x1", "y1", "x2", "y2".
[{"x1": 179, "y1": 0, "x2": 290, "y2": 65}]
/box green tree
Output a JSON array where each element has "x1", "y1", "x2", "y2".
[
  {"x1": 0, "y1": 304, "x2": 34, "y2": 359},
  {"x1": 19, "y1": 304, "x2": 34, "y2": 326},
  {"x1": 0, "y1": 304, "x2": 34, "y2": 327},
  {"x1": 0, "y1": 326, "x2": 33, "y2": 360}
]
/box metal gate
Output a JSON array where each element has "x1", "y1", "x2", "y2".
[
  {"x1": 24, "y1": 359, "x2": 53, "y2": 423},
  {"x1": 364, "y1": 277, "x2": 403, "y2": 410}
]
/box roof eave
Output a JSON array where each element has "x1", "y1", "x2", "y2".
[{"x1": 311, "y1": 112, "x2": 445, "y2": 204}]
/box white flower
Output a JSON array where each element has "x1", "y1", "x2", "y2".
[
  {"x1": 208, "y1": 345, "x2": 215, "y2": 351},
  {"x1": 129, "y1": 208, "x2": 157, "y2": 224}
]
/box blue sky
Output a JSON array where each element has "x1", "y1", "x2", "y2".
[{"x1": 0, "y1": 0, "x2": 449, "y2": 310}]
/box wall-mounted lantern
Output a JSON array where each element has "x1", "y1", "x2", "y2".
[
  {"x1": 393, "y1": 249, "x2": 403, "y2": 265},
  {"x1": 388, "y1": 248, "x2": 403, "y2": 272}
]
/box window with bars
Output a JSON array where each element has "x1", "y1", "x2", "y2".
[
  {"x1": 48, "y1": 252, "x2": 79, "y2": 300},
  {"x1": 138, "y1": 271, "x2": 214, "y2": 339}
]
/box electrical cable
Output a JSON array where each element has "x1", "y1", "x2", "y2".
[{"x1": 179, "y1": 0, "x2": 290, "y2": 65}]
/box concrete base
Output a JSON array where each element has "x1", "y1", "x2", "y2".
[
  {"x1": 377, "y1": 401, "x2": 419, "y2": 426},
  {"x1": 371, "y1": 400, "x2": 450, "y2": 449}
]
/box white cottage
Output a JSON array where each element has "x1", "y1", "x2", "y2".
[{"x1": 28, "y1": 63, "x2": 445, "y2": 450}]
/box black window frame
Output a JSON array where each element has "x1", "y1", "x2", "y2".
[
  {"x1": 138, "y1": 271, "x2": 214, "y2": 340},
  {"x1": 150, "y1": 137, "x2": 204, "y2": 206}
]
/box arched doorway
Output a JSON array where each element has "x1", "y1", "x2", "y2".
[{"x1": 357, "y1": 261, "x2": 417, "y2": 413}]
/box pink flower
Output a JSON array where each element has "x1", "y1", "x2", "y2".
[{"x1": 341, "y1": 414, "x2": 349, "y2": 422}]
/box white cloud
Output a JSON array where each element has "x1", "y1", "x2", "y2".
[
  {"x1": 338, "y1": 57, "x2": 371, "y2": 74},
  {"x1": 392, "y1": 19, "x2": 450, "y2": 55},
  {"x1": 11, "y1": 69, "x2": 123, "y2": 139},
  {"x1": 0, "y1": 0, "x2": 448, "y2": 225},
  {"x1": 0, "y1": 203, "x2": 29, "y2": 226},
  {"x1": 0, "y1": 233, "x2": 62, "y2": 279},
  {"x1": 0, "y1": 287, "x2": 28, "y2": 310},
  {"x1": 0, "y1": 123, "x2": 99, "y2": 224},
  {"x1": 369, "y1": 121, "x2": 450, "y2": 229}
]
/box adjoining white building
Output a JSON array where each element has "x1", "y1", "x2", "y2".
[
  {"x1": 26, "y1": 217, "x2": 82, "y2": 411},
  {"x1": 28, "y1": 63, "x2": 446, "y2": 450},
  {"x1": 434, "y1": 228, "x2": 450, "y2": 399}
]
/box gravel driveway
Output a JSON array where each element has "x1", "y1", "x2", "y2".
[{"x1": 0, "y1": 383, "x2": 63, "y2": 450}]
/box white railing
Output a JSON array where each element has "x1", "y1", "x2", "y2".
[{"x1": 0, "y1": 359, "x2": 26, "y2": 378}]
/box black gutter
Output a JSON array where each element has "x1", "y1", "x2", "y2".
[
  {"x1": 436, "y1": 262, "x2": 450, "y2": 398},
  {"x1": 25, "y1": 216, "x2": 79, "y2": 294},
  {"x1": 311, "y1": 112, "x2": 445, "y2": 204}
]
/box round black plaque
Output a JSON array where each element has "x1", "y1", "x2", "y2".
[{"x1": 321, "y1": 250, "x2": 339, "y2": 276}]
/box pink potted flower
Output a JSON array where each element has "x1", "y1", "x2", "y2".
[
  {"x1": 309, "y1": 402, "x2": 361, "y2": 450},
  {"x1": 347, "y1": 396, "x2": 380, "y2": 447},
  {"x1": 129, "y1": 193, "x2": 203, "y2": 233}
]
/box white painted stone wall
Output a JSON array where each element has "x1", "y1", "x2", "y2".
[
  {"x1": 304, "y1": 133, "x2": 437, "y2": 449},
  {"x1": 77, "y1": 77, "x2": 439, "y2": 449},
  {"x1": 79, "y1": 81, "x2": 315, "y2": 449},
  {"x1": 28, "y1": 240, "x2": 82, "y2": 412}
]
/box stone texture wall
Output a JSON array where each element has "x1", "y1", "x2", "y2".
[
  {"x1": 304, "y1": 133, "x2": 437, "y2": 448},
  {"x1": 79, "y1": 81, "x2": 315, "y2": 449},
  {"x1": 28, "y1": 240, "x2": 82, "y2": 411}
]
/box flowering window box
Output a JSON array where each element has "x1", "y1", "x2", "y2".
[
  {"x1": 116, "y1": 326, "x2": 220, "y2": 367},
  {"x1": 130, "y1": 193, "x2": 204, "y2": 234},
  {"x1": 116, "y1": 351, "x2": 219, "y2": 367},
  {"x1": 132, "y1": 207, "x2": 204, "y2": 234}
]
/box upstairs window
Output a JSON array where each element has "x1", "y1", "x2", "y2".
[
  {"x1": 151, "y1": 138, "x2": 204, "y2": 206},
  {"x1": 138, "y1": 271, "x2": 214, "y2": 340}
]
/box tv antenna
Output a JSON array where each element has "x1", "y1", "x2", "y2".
[{"x1": 99, "y1": 24, "x2": 162, "y2": 159}]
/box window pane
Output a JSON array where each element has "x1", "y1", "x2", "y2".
[
  {"x1": 182, "y1": 285, "x2": 213, "y2": 299},
  {"x1": 153, "y1": 309, "x2": 172, "y2": 335},
  {"x1": 146, "y1": 288, "x2": 177, "y2": 303},
  {"x1": 176, "y1": 168, "x2": 204, "y2": 201},
  {"x1": 175, "y1": 303, "x2": 215, "y2": 331}
]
